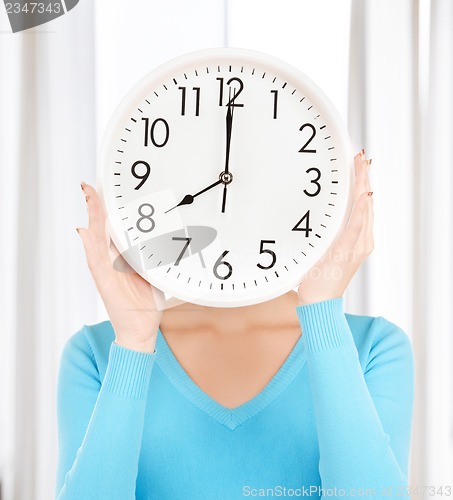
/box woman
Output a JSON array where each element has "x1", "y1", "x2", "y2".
[{"x1": 55, "y1": 151, "x2": 414, "y2": 499}]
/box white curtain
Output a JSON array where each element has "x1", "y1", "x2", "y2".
[
  {"x1": 348, "y1": 0, "x2": 453, "y2": 486},
  {"x1": 0, "y1": 3, "x2": 98, "y2": 499},
  {"x1": 1, "y1": 1, "x2": 452, "y2": 499}
]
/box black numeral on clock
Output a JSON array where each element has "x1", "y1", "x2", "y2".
[
  {"x1": 298, "y1": 123, "x2": 316, "y2": 153},
  {"x1": 213, "y1": 250, "x2": 233, "y2": 280},
  {"x1": 257, "y1": 240, "x2": 277, "y2": 269},
  {"x1": 136, "y1": 203, "x2": 156, "y2": 233},
  {"x1": 303, "y1": 167, "x2": 321, "y2": 197},
  {"x1": 178, "y1": 87, "x2": 200, "y2": 116},
  {"x1": 270, "y1": 90, "x2": 278, "y2": 119},
  {"x1": 142, "y1": 117, "x2": 169, "y2": 147},
  {"x1": 131, "y1": 160, "x2": 151, "y2": 190},
  {"x1": 292, "y1": 210, "x2": 312, "y2": 237},
  {"x1": 217, "y1": 77, "x2": 244, "y2": 107}
]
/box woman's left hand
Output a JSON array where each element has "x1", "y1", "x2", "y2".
[{"x1": 297, "y1": 150, "x2": 374, "y2": 306}]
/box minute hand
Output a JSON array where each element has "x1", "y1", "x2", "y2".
[
  {"x1": 224, "y1": 103, "x2": 233, "y2": 175},
  {"x1": 221, "y1": 101, "x2": 234, "y2": 213}
]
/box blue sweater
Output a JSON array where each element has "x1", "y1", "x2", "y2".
[{"x1": 55, "y1": 297, "x2": 414, "y2": 499}]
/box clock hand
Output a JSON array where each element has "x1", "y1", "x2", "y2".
[
  {"x1": 165, "y1": 178, "x2": 224, "y2": 213},
  {"x1": 166, "y1": 91, "x2": 236, "y2": 215},
  {"x1": 221, "y1": 89, "x2": 235, "y2": 213},
  {"x1": 221, "y1": 183, "x2": 228, "y2": 213},
  {"x1": 224, "y1": 90, "x2": 234, "y2": 176}
]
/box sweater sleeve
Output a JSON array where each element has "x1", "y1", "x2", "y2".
[
  {"x1": 295, "y1": 297, "x2": 414, "y2": 496},
  {"x1": 55, "y1": 327, "x2": 156, "y2": 500}
]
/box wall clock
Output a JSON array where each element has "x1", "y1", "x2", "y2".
[{"x1": 97, "y1": 48, "x2": 354, "y2": 308}]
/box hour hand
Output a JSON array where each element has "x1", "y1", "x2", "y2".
[
  {"x1": 165, "y1": 178, "x2": 223, "y2": 213},
  {"x1": 165, "y1": 194, "x2": 194, "y2": 213}
]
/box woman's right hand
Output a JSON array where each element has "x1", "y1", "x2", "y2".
[{"x1": 76, "y1": 182, "x2": 163, "y2": 353}]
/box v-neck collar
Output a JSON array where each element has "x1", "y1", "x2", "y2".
[{"x1": 154, "y1": 328, "x2": 307, "y2": 431}]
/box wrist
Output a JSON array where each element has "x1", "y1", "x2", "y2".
[
  {"x1": 114, "y1": 337, "x2": 157, "y2": 354},
  {"x1": 295, "y1": 297, "x2": 353, "y2": 352},
  {"x1": 297, "y1": 293, "x2": 343, "y2": 307},
  {"x1": 114, "y1": 325, "x2": 159, "y2": 354}
]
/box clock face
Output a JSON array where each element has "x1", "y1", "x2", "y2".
[{"x1": 97, "y1": 48, "x2": 354, "y2": 308}]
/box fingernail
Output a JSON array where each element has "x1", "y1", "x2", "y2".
[
  {"x1": 367, "y1": 158, "x2": 372, "y2": 166},
  {"x1": 76, "y1": 227, "x2": 80, "y2": 234},
  {"x1": 85, "y1": 195, "x2": 89, "y2": 203},
  {"x1": 81, "y1": 181, "x2": 86, "y2": 191},
  {"x1": 367, "y1": 191, "x2": 373, "y2": 196},
  {"x1": 361, "y1": 148, "x2": 365, "y2": 158}
]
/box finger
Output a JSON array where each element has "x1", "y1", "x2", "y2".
[
  {"x1": 82, "y1": 183, "x2": 109, "y2": 251},
  {"x1": 77, "y1": 183, "x2": 112, "y2": 283},
  {"x1": 341, "y1": 190, "x2": 369, "y2": 248},
  {"x1": 365, "y1": 193, "x2": 374, "y2": 254},
  {"x1": 76, "y1": 226, "x2": 109, "y2": 278},
  {"x1": 81, "y1": 183, "x2": 109, "y2": 258},
  {"x1": 353, "y1": 192, "x2": 373, "y2": 260},
  {"x1": 353, "y1": 149, "x2": 366, "y2": 178},
  {"x1": 362, "y1": 160, "x2": 373, "y2": 248},
  {"x1": 365, "y1": 158, "x2": 372, "y2": 193},
  {"x1": 353, "y1": 149, "x2": 364, "y2": 174},
  {"x1": 353, "y1": 151, "x2": 369, "y2": 206},
  {"x1": 77, "y1": 228, "x2": 116, "y2": 291}
]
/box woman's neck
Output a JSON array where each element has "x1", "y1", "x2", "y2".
[{"x1": 159, "y1": 290, "x2": 301, "y2": 334}]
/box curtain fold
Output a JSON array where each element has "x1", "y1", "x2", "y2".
[
  {"x1": 422, "y1": 0, "x2": 453, "y2": 484},
  {"x1": 0, "y1": 22, "x2": 22, "y2": 500}
]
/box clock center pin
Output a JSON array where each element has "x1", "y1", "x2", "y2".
[{"x1": 220, "y1": 171, "x2": 233, "y2": 184}]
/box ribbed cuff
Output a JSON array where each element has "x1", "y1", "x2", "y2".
[
  {"x1": 296, "y1": 297, "x2": 353, "y2": 353},
  {"x1": 104, "y1": 342, "x2": 156, "y2": 399}
]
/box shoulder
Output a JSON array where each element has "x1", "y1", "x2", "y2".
[
  {"x1": 344, "y1": 311, "x2": 414, "y2": 374},
  {"x1": 59, "y1": 320, "x2": 115, "y2": 383}
]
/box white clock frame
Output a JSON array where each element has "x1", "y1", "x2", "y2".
[{"x1": 97, "y1": 48, "x2": 354, "y2": 308}]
